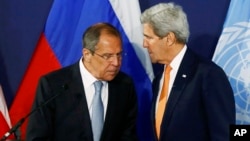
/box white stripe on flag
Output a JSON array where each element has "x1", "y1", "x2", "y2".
[
  {"x1": 109, "y1": 0, "x2": 154, "y2": 81},
  {"x1": 0, "y1": 85, "x2": 11, "y2": 128}
]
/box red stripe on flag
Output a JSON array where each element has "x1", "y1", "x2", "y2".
[{"x1": 9, "y1": 33, "x2": 61, "y2": 139}]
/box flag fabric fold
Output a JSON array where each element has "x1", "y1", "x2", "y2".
[{"x1": 212, "y1": 0, "x2": 250, "y2": 124}]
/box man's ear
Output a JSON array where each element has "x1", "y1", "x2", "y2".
[
  {"x1": 83, "y1": 48, "x2": 92, "y2": 62},
  {"x1": 166, "y1": 32, "x2": 176, "y2": 46}
]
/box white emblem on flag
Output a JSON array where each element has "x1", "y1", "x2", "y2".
[{"x1": 213, "y1": 22, "x2": 250, "y2": 124}]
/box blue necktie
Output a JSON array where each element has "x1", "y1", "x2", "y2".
[{"x1": 91, "y1": 81, "x2": 104, "y2": 141}]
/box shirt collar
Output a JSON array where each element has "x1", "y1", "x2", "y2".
[{"x1": 79, "y1": 58, "x2": 99, "y2": 88}]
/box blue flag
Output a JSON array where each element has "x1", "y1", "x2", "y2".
[{"x1": 213, "y1": 0, "x2": 250, "y2": 124}]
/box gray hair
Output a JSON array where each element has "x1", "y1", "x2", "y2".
[
  {"x1": 141, "y1": 2, "x2": 189, "y2": 43},
  {"x1": 82, "y1": 23, "x2": 121, "y2": 53}
]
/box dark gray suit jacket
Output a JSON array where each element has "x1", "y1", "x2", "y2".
[
  {"x1": 152, "y1": 48, "x2": 235, "y2": 141},
  {"x1": 26, "y1": 61, "x2": 138, "y2": 141}
]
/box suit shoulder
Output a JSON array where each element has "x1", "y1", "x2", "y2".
[
  {"x1": 189, "y1": 49, "x2": 227, "y2": 75},
  {"x1": 41, "y1": 62, "x2": 78, "y2": 80}
]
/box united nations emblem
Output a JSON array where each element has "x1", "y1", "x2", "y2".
[{"x1": 213, "y1": 22, "x2": 250, "y2": 124}]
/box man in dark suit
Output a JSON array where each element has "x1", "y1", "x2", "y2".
[
  {"x1": 140, "y1": 2, "x2": 235, "y2": 141},
  {"x1": 26, "y1": 23, "x2": 138, "y2": 141}
]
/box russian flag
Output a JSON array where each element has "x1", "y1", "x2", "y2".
[{"x1": 5, "y1": 0, "x2": 154, "y2": 140}]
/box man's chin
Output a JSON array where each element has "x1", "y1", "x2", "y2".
[
  {"x1": 150, "y1": 59, "x2": 157, "y2": 63},
  {"x1": 105, "y1": 72, "x2": 118, "y2": 80}
]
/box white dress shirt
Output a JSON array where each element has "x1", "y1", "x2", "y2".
[{"x1": 79, "y1": 58, "x2": 108, "y2": 120}]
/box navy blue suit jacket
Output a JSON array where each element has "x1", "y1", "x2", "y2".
[
  {"x1": 152, "y1": 48, "x2": 235, "y2": 141},
  {"x1": 26, "y1": 61, "x2": 138, "y2": 141}
]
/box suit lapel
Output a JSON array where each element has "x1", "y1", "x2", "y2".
[
  {"x1": 101, "y1": 80, "x2": 118, "y2": 138},
  {"x1": 68, "y1": 62, "x2": 93, "y2": 140}
]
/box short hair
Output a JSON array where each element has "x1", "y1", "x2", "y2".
[
  {"x1": 141, "y1": 2, "x2": 189, "y2": 43},
  {"x1": 82, "y1": 22, "x2": 122, "y2": 52}
]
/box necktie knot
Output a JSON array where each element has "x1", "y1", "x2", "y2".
[
  {"x1": 165, "y1": 65, "x2": 172, "y2": 75},
  {"x1": 94, "y1": 81, "x2": 103, "y2": 94},
  {"x1": 160, "y1": 65, "x2": 172, "y2": 100}
]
